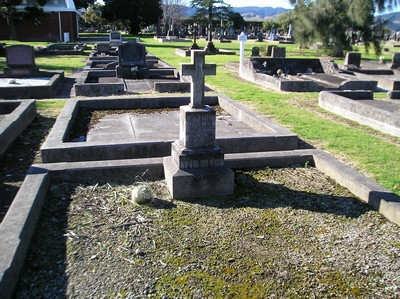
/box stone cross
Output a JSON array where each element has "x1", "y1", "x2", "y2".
[
  {"x1": 181, "y1": 50, "x2": 216, "y2": 108},
  {"x1": 238, "y1": 31, "x2": 247, "y2": 75}
]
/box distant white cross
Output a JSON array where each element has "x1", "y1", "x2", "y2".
[{"x1": 181, "y1": 50, "x2": 216, "y2": 108}]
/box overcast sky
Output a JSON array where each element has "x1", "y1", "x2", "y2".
[{"x1": 223, "y1": 0, "x2": 293, "y2": 9}]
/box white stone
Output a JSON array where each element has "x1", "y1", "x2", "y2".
[{"x1": 131, "y1": 185, "x2": 153, "y2": 204}]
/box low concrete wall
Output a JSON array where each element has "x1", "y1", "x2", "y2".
[
  {"x1": 0, "y1": 72, "x2": 64, "y2": 99},
  {"x1": 40, "y1": 95, "x2": 298, "y2": 163},
  {"x1": 319, "y1": 91, "x2": 400, "y2": 137},
  {"x1": 0, "y1": 100, "x2": 36, "y2": 156}
]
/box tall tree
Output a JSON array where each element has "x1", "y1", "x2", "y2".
[
  {"x1": 190, "y1": 0, "x2": 231, "y2": 51},
  {"x1": 102, "y1": 0, "x2": 163, "y2": 34},
  {"x1": 288, "y1": 0, "x2": 399, "y2": 56},
  {"x1": 0, "y1": 0, "x2": 47, "y2": 40},
  {"x1": 162, "y1": 0, "x2": 187, "y2": 34}
]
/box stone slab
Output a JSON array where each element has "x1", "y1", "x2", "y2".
[{"x1": 0, "y1": 72, "x2": 64, "y2": 99}]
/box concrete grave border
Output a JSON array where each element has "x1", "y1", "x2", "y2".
[
  {"x1": 1, "y1": 148, "x2": 399, "y2": 299},
  {"x1": 239, "y1": 57, "x2": 378, "y2": 92},
  {"x1": 0, "y1": 100, "x2": 36, "y2": 156},
  {"x1": 40, "y1": 94, "x2": 298, "y2": 163},
  {"x1": 319, "y1": 90, "x2": 400, "y2": 137},
  {"x1": 0, "y1": 72, "x2": 64, "y2": 99}
]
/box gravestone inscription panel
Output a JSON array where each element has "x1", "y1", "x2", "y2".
[
  {"x1": 4, "y1": 45, "x2": 39, "y2": 76},
  {"x1": 116, "y1": 42, "x2": 149, "y2": 78}
]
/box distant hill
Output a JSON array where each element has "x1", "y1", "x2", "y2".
[
  {"x1": 377, "y1": 11, "x2": 400, "y2": 32},
  {"x1": 232, "y1": 6, "x2": 291, "y2": 20},
  {"x1": 184, "y1": 6, "x2": 291, "y2": 20}
]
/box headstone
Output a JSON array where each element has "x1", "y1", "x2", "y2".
[
  {"x1": 257, "y1": 31, "x2": 263, "y2": 42},
  {"x1": 344, "y1": 52, "x2": 361, "y2": 68},
  {"x1": 271, "y1": 47, "x2": 286, "y2": 58},
  {"x1": 116, "y1": 42, "x2": 149, "y2": 79},
  {"x1": 163, "y1": 50, "x2": 234, "y2": 200},
  {"x1": 110, "y1": 31, "x2": 122, "y2": 47},
  {"x1": 266, "y1": 45, "x2": 277, "y2": 56},
  {"x1": 251, "y1": 46, "x2": 260, "y2": 57},
  {"x1": 391, "y1": 53, "x2": 400, "y2": 69},
  {"x1": 96, "y1": 43, "x2": 111, "y2": 54},
  {"x1": 4, "y1": 45, "x2": 39, "y2": 76}
]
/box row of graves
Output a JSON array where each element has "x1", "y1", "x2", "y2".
[
  {"x1": 0, "y1": 35, "x2": 400, "y2": 297},
  {"x1": 77, "y1": 39, "x2": 191, "y2": 96}
]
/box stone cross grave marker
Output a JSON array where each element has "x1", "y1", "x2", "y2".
[
  {"x1": 238, "y1": 32, "x2": 247, "y2": 75},
  {"x1": 181, "y1": 50, "x2": 216, "y2": 108}
]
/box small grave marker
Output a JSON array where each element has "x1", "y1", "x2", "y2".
[
  {"x1": 391, "y1": 52, "x2": 400, "y2": 69},
  {"x1": 116, "y1": 42, "x2": 149, "y2": 78},
  {"x1": 251, "y1": 46, "x2": 260, "y2": 57},
  {"x1": 4, "y1": 45, "x2": 39, "y2": 76},
  {"x1": 238, "y1": 32, "x2": 247, "y2": 75},
  {"x1": 271, "y1": 47, "x2": 286, "y2": 58},
  {"x1": 344, "y1": 52, "x2": 361, "y2": 68}
]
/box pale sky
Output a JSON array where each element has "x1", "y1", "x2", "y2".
[{"x1": 223, "y1": 0, "x2": 293, "y2": 9}]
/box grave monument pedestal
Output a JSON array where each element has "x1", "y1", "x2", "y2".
[{"x1": 163, "y1": 50, "x2": 234, "y2": 200}]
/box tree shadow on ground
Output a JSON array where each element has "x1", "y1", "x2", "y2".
[{"x1": 189, "y1": 169, "x2": 371, "y2": 219}]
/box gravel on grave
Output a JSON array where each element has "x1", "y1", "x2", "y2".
[{"x1": 14, "y1": 167, "x2": 400, "y2": 298}]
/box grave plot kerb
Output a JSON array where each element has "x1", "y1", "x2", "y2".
[
  {"x1": 40, "y1": 94, "x2": 298, "y2": 163},
  {"x1": 0, "y1": 100, "x2": 36, "y2": 156},
  {"x1": 319, "y1": 91, "x2": 400, "y2": 138},
  {"x1": 1, "y1": 149, "x2": 400, "y2": 299}
]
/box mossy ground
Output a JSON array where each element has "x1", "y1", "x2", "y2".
[{"x1": 14, "y1": 168, "x2": 400, "y2": 298}]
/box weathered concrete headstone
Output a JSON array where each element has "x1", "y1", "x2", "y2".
[
  {"x1": 391, "y1": 52, "x2": 400, "y2": 69},
  {"x1": 95, "y1": 43, "x2": 111, "y2": 54},
  {"x1": 116, "y1": 42, "x2": 149, "y2": 79},
  {"x1": 163, "y1": 50, "x2": 234, "y2": 200},
  {"x1": 109, "y1": 31, "x2": 122, "y2": 47},
  {"x1": 4, "y1": 45, "x2": 39, "y2": 76},
  {"x1": 251, "y1": 46, "x2": 260, "y2": 57},
  {"x1": 271, "y1": 47, "x2": 286, "y2": 58},
  {"x1": 344, "y1": 52, "x2": 361, "y2": 68},
  {"x1": 266, "y1": 45, "x2": 277, "y2": 56}
]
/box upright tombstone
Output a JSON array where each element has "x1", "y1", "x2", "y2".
[
  {"x1": 271, "y1": 47, "x2": 286, "y2": 58},
  {"x1": 163, "y1": 50, "x2": 234, "y2": 200},
  {"x1": 4, "y1": 45, "x2": 39, "y2": 76},
  {"x1": 95, "y1": 43, "x2": 111, "y2": 54},
  {"x1": 391, "y1": 53, "x2": 400, "y2": 69},
  {"x1": 257, "y1": 31, "x2": 264, "y2": 42},
  {"x1": 266, "y1": 45, "x2": 277, "y2": 56},
  {"x1": 116, "y1": 42, "x2": 149, "y2": 79},
  {"x1": 344, "y1": 52, "x2": 361, "y2": 68},
  {"x1": 110, "y1": 31, "x2": 122, "y2": 47},
  {"x1": 238, "y1": 32, "x2": 247, "y2": 76},
  {"x1": 251, "y1": 46, "x2": 260, "y2": 57}
]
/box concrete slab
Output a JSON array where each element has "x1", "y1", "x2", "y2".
[
  {"x1": 1, "y1": 148, "x2": 399, "y2": 299},
  {"x1": 0, "y1": 72, "x2": 64, "y2": 99},
  {"x1": 319, "y1": 90, "x2": 400, "y2": 137},
  {"x1": 0, "y1": 100, "x2": 36, "y2": 156},
  {"x1": 40, "y1": 95, "x2": 298, "y2": 163}
]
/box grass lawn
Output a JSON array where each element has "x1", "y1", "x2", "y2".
[{"x1": 0, "y1": 36, "x2": 399, "y2": 195}]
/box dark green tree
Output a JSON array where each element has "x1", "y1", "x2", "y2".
[
  {"x1": 227, "y1": 11, "x2": 245, "y2": 31},
  {"x1": 190, "y1": 0, "x2": 231, "y2": 52},
  {"x1": 74, "y1": 0, "x2": 95, "y2": 10},
  {"x1": 288, "y1": 0, "x2": 399, "y2": 56},
  {"x1": 0, "y1": 0, "x2": 47, "y2": 40},
  {"x1": 102, "y1": 0, "x2": 163, "y2": 34}
]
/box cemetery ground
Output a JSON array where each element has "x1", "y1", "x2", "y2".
[{"x1": 0, "y1": 36, "x2": 400, "y2": 297}]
